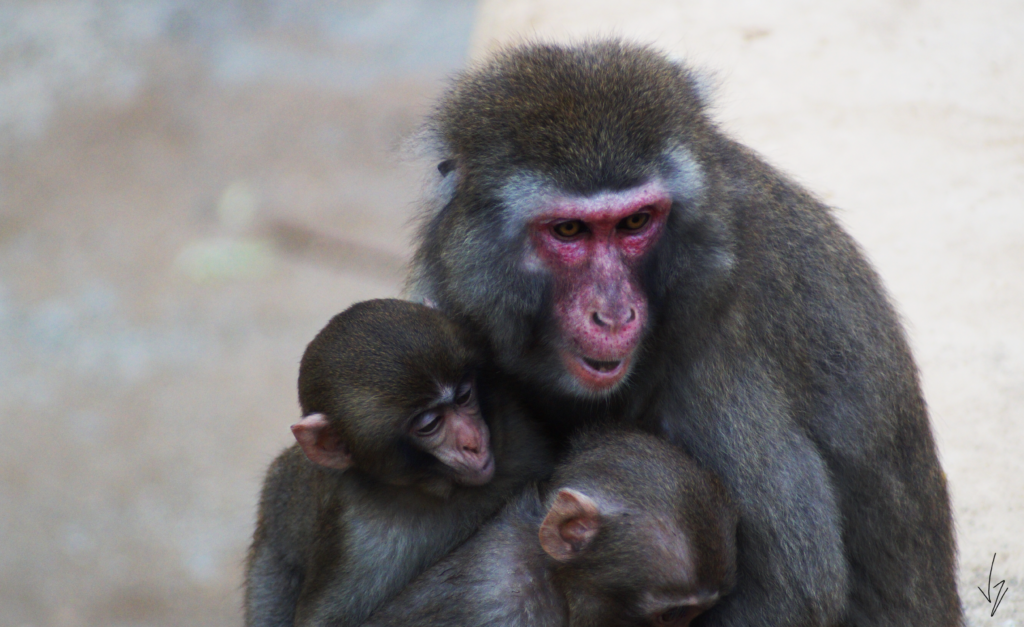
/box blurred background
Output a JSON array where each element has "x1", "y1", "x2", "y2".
[
  {"x1": 0, "y1": 1, "x2": 473, "y2": 625},
  {"x1": 0, "y1": 1, "x2": 1020, "y2": 626}
]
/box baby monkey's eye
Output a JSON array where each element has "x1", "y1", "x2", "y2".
[
  {"x1": 412, "y1": 412, "x2": 443, "y2": 437},
  {"x1": 652, "y1": 605, "x2": 698, "y2": 627},
  {"x1": 618, "y1": 212, "x2": 650, "y2": 231},
  {"x1": 455, "y1": 382, "x2": 473, "y2": 406}
]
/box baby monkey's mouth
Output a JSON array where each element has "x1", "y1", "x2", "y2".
[{"x1": 583, "y1": 358, "x2": 623, "y2": 373}]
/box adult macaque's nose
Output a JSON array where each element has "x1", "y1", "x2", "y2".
[{"x1": 591, "y1": 307, "x2": 638, "y2": 331}]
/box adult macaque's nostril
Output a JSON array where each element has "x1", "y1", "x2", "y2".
[{"x1": 592, "y1": 308, "x2": 637, "y2": 330}]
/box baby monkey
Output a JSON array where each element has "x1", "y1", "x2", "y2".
[
  {"x1": 364, "y1": 431, "x2": 739, "y2": 627},
  {"x1": 244, "y1": 299, "x2": 553, "y2": 627}
]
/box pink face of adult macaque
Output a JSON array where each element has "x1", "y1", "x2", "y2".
[
  {"x1": 291, "y1": 375, "x2": 494, "y2": 487},
  {"x1": 530, "y1": 182, "x2": 671, "y2": 394}
]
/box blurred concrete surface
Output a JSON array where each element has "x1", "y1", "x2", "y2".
[
  {"x1": 0, "y1": 1, "x2": 474, "y2": 626},
  {"x1": 471, "y1": 0, "x2": 1024, "y2": 624}
]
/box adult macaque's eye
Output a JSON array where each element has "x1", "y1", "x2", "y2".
[
  {"x1": 412, "y1": 411, "x2": 443, "y2": 436},
  {"x1": 553, "y1": 220, "x2": 585, "y2": 238},
  {"x1": 618, "y1": 212, "x2": 650, "y2": 231}
]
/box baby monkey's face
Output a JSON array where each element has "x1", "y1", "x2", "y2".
[
  {"x1": 294, "y1": 298, "x2": 496, "y2": 496},
  {"x1": 406, "y1": 374, "x2": 493, "y2": 487},
  {"x1": 290, "y1": 372, "x2": 495, "y2": 495}
]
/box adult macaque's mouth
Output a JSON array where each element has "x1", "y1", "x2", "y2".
[
  {"x1": 583, "y1": 358, "x2": 623, "y2": 373},
  {"x1": 563, "y1": 351, "x2": 631, "y2": 392}
]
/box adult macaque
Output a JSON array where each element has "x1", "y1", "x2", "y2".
[
  {"x1": 364, "y1": 431, "x2": 738, "y2": 627},
  {"x1": 244, "y1": 299, "x2": 553, "y2": 627},
  {"x1": 408, "y1": 41, "x2": 961, "y2": 625}
]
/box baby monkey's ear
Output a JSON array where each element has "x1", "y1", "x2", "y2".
[
  {"x1": 539, "y1": 488, "x2": 602, "y2": 562},
  {"x1": 291, "y1": 413, "x2": 353, "y2": 471}
]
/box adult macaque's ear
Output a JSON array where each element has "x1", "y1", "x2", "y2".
[
  {"x1": 437, "y1": 158, "x2": 456, "y2": 177},
  {"x1": 291, "y1": 413, "x2": 353, "y2": 470},
  {"x1": 539, "y1": 488, "x2": 602, "y2": 562}
]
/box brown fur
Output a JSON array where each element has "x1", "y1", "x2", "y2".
[
  {"x1": 244, "y1": 299, "x2": 554, "y2": 627},
  {"x1": 364, "y1": 431, "x2": 738, "y2": 627},
  {"x1": 409, "y1": 41, "x2": 961, "y2": 627}
]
